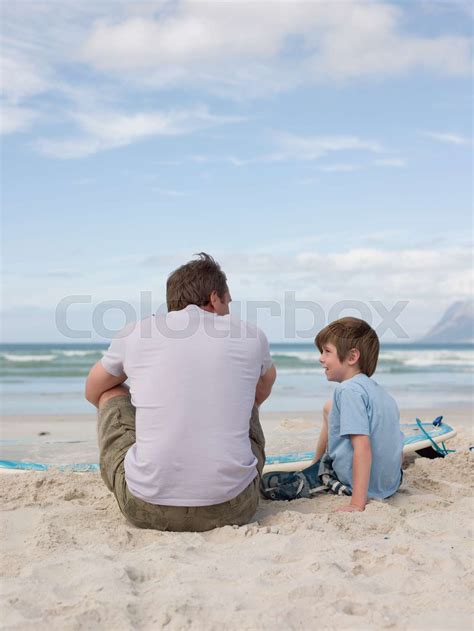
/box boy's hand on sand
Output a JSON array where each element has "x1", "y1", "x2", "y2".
[{"x1": 335, "y1": 504, "x2": 365, "y2": 513}]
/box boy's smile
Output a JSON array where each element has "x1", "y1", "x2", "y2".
[
  {"x1": 319, "y1": 342, "x2": 360, "y2": 383},
  {"x1": 319, "y1": 343, "x2": 345, "y2": 382}
]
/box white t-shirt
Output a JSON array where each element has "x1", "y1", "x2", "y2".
[{"x1": 101, "y1": 305, "x2": 273, "y2": 506}]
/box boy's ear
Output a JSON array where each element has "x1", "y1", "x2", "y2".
[{"x1": 348, "y1": 348, "x2": 360, "y2": 366}]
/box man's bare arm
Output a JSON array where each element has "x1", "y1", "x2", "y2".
[
  {"x1": 255, "y1": 365, "x2": 277, "y2": 407},
  {"x1": 85, "y1": 361, "x2": 127, "y2": 408}
]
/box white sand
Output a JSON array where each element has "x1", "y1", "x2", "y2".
[{"x1": 1, "y1": 409, "x2": 473, "y2": 630}]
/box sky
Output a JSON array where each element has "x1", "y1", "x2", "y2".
[{"x1": 1, "y1": 0, "x2": 473, "y2": 343}]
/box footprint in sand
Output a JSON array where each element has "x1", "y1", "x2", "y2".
[
  {"x1": 351, "y1": 548, "x2": 370, "y2": 562},
  {"x1": 351, "y1": 548, "x2": 392, "y2": 577},
  {"x1": 336, "y1": 600, "x2": 368, "y2": 616}
]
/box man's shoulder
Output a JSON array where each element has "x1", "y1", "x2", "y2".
[
  {"x1": 229, "y1": 317, "x2": 268, "y2": 341},
  {"x1": 153, "y1": 311, "x2": 268, "y2": 346},
  {"x1": 111, "y1": 316, "x2": 163, "y2": 346},
  {"x1": 111, "y1": 320, "x2": 140, "y2": 340}
]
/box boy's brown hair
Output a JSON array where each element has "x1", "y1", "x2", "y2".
[
  {"x1": 166, "y1": 252, "x2": 228, "y2": 312},
  {"x1": 315, "y1": 317, "x2": 380, "y2": 377}
]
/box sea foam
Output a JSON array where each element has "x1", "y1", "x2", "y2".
[{"x1": 2, "y1": 354, "x2": 57, "y2": 363}]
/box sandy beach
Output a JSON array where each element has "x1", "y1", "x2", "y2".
[{"x1": 1, "y1": 407, "x2": 473, "y2": 630}]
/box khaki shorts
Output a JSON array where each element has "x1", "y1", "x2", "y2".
[{"x1": 97, "y1": 396, "x2": 266, "y2": 532}]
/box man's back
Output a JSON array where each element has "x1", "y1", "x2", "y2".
[{"x1": 101, "y1": 305, "x2": 273, "y2": 506}]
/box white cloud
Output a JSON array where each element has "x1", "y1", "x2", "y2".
[
  {"x1": 189, "y1": 154, "x2": 261, "y2": 167},
  {"x1": 374, "y1": 158, "x2": 406, "y2": 167},
  {"x1": 151, "y1": 187, "x2": 188, "y2": 198},
  {"x1": 187, "y1": 134, "x2": 384, "y2": 167},
  {"x1": 80, "y1": 2, "x2": 471, "y2": 96},
  {"x1": 318, "y1": 164, "x2": 359, "y2": 173},
  {"x1": 3, "y1": 240, "x2": 471, "y2": 341},
  {"x1": 212, "y1": 245, "x2": 473, "y2": 340},
  {"x1": 34, "y1": 137, "x2": 102, "y2": 159},
  {"x1": 140, "y1": 245, "x2": 470, "y2": 308},
  {"x1": 34, "y1": 106, "x2": 244, "y2": 158},
  {"x1": 419, "y1": 0, "x2": 474, "y2": 17},
  {"x1": 1, "y1": 1, "x2": 471, "y2": 154},
  {"x1": 273, "y1": 132, "x2": 384, "y2": 161},
  {"x1": 203, "y1": 244, "x2": 473, "y2": 305},
  {"x1": 295, "y1": 247, "x2": 471, "y2": 275},
  {"x1": 0, "y1": 54, "x2": 51, "y2": 135},
  {"x1": 0, "y1": 54, "x2": 51, "y2": 103},
  {"x1": 191, "y1": 152, "x2": 405, "y2": 171},
  {"x1": 422, "y1": 131, "x2": 471, "y2": 145},
  {"x1": 184, "y1": 135, "x2": 382, "y2": 169},
  {"x1": 224, "y1": 156, "x2": 255, "y2": 167},
  {"x1": 0, "y1": 104, "x2": 38, "y2": 134}
]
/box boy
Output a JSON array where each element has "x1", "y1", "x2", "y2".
[{"x1": 314, "y1": 317, "x2": 403, "y2": 512}]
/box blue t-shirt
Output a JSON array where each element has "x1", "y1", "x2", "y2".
[{"x1": 328, "y1": 373, "x2": 403, "y2": 500}]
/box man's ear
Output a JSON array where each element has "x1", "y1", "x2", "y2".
[
  {"x1": 348, "y1": 348, "x2": 360, "y2": 365},
  {"x1": 208, "y1": 290, "x2": 219, "y2": 311}
]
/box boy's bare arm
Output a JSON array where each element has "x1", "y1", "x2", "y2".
[
  {"x1": 313, "y1": 399, "x2": 331, "y2": 463},
  {"x1": 336, "y1": 434, "x2": 372, "y2": 512}
]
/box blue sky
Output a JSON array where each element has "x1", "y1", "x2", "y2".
[{"x1": 1, "y1": 1, "x2": 472, "y2": 342}]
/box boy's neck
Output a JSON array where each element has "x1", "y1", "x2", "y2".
[{"x1": 338, "y1": 366, "x2": 363, "y2": 383}]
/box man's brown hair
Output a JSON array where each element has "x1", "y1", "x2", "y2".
[
  {"x1": 166, "y1": 252, "x2": 228, "y2": 312},
  {"x1": 315, "y1": 317, "x2": 380, "y2": 377}
]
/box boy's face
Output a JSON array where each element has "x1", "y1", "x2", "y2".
[{"x1": 319, "y1": 342, "x2": 356, "y2": 383}]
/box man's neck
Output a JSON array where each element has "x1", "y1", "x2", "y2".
[{"x1": 199, "y1": 304, "x2": 215, "y2": 314}]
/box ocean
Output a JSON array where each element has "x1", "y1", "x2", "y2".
[{"x1": 1, "y1": 343, "x2": 473, "y2": 415}]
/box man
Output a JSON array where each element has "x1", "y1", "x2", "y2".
[{"x1": 85, "y1": 253, "x2": 276, "y2": 531}]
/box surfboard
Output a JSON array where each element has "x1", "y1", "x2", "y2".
[
  {"x1": 263, "y1": 419, "x2": 457, "y2": 473},
  {"x1": 0, "y1": 418, "x2": 456, "y2": 473}
]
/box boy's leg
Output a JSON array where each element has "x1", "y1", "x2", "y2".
[{"x1": 313, "y1": 399, "x2": 332, "y2": 463}]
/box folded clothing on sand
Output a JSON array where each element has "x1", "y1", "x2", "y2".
[{"x1": 260, "y1": 454, "x2": 351, "y2": 501}]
